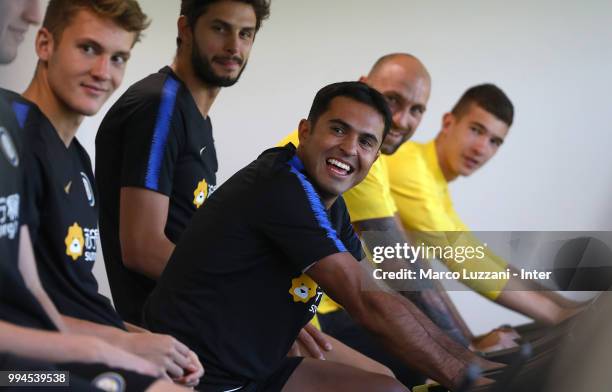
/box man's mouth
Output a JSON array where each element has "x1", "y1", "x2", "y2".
[
  {"x1": 463, "y1": 155, "x2": 480, "y2": 168},
  {"x1": 214, "y1": 56, "x2": 242, "y2": 70},
  {"x1": 385, "y1": 128, "x2": 410, "y2": 143},
  {"x1": 81, "y1": 83, "x2": 109, "y2": 96},
  {"x1": 387, "y1": 130, "x2": 402, "y2": 138},
  {"x1": 326, "y1": 158, "x2": 354, "y2": 176}
]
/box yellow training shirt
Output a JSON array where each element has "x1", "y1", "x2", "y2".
[{"x1": 386, "y1": 140, "x2": 509, "y2": 298}]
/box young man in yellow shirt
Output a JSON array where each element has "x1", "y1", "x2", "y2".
[{"x1": 387, "y1": 84, "x2": 583, "y2": 329}]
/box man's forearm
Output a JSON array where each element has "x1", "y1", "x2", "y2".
[
  {"x1": 121, "y1": 235, "x2": 174, "y2": 280},
  {"x1": 18, "y1": 226, "x2": 67, "y2": 332},
  {"x1": 355, "y1": 217, "x2": 472, "y2": 344},
  {"x1": 0, "y1": 321, "x2": 102, "y2": 365},
  {"x1": 124, "y1": 322, "x2": 148, "y2": 333},
  {"x1": 353, "y1": 289, "x2": 475, "y2": 389},
  {"x1": 496, "y1": 274, "x2": 580, "y2": 325},
  {"x1": 506, "y1": 266, "x2": 592, "y2": 309},
  {"x1": 402, "y1": 288, "x2": 473, "y2": 344},
  {"x1": 119, "y1": 187, "x2": 175, "y2": 280},
  {"x1": 62, "y1": 315, "x2": 127, "y2": 342}
]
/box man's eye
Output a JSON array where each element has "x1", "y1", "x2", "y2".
[
  {"x1": 360, "y1": 138, "x2": 374, "y2": 148},
  {"x1": 80, "y1": 44, "x2": 95, "y2": 55},
  {"x1": 491, "y1": 138, "x2": 503, "y2": 147},
  {"x1": 385, "y1": 96, "x2": 399, "y2": 106},
  {"x1": 111, "y1": 55, "x2": 126, "y2": 66},
  {"x1": 212, "y1": 25, "x2": 225, "y2": 33},
  {"x1": 332, "y1": 126, "x2": 345, "y2": 134},
  {"x1": 239, "y1": 30, "x2": 253, "y2": 39}
]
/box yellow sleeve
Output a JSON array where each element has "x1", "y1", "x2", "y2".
[
  {"x1": 310, "y1": 314, "x2": 321, "y2": 330},
  {"x1": 344, "y1": 157, "x2": 397, "y2": 222},
  {"x1": 317, "y1": 295, "x2": 341, "y2": 315},
  {"x1": 387, "y1": 142, "x2": 508, "y2": 299},
  {"x1": 386, "y1": 143, "x2": 463, "y2": 232},
  {"x1": 277, "y1": 130, "x2": 299, "y2": 147}
]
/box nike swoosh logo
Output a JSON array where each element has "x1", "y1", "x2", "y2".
[
  {"x1": 199, "y1": 146, "x2": 207, "y2": 155},
  {"x1": 64, "y1": 181, "x2": 72, "y2": 194}
]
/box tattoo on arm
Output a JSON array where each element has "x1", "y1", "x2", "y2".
[{"x1": 353, "y1": 216, "x2": 472, "y2": 345}]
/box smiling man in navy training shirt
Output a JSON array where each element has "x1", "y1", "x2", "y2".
[
  {"x1": 145, "y1": 82, "x2": 497, "y2": 391},
  {"x1": 95, "y1": 0, "x2": 270, "y2": 327}
]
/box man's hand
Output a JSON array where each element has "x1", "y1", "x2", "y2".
[
  {"x1": 556, "y1": 305, "x2": 584, "y2": 324},
  {"x1": 116, "y1": 332, "x2": 193, "y2": 379},
  {"x1": 288, "y1": 323, "x2": 333, "y2": 360},
  {"x1": 172, "y1": 349, "x2": 204, "y2": 387},
  {"x1": 470, "y1": 327, "x2": 520, "y2": 353},
  {"x1": 82, "y1": 336, "x2": 162, "y2": 378}
]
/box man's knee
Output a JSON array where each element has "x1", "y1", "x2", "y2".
[
  {"x1": 284, "y1": 357, "x2": 410, "y2": 392},
  {"x1": 373, "y1": 375, "x2": 411, "y2": 392}
]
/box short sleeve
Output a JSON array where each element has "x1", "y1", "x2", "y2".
[
  {"x1": 21, "y1": 135, "x2": 45, "y2": 240},
  {"x1": 388, "y1": 141, "x2": 465, "y2": 232},
  {"x1": 344, "y1": 157, "x2": 397, "y2": 222},
  {"x1": 255, "y1": 168, "x2": 349, "y2": 274},
  {"x1": 119, "y1": 78, "x2": 183, "y2": 196},
  {"x1": 276, "y1": 130, "x2": 299, "y2": 147},
  {"x1": 19, "y1": 164, "x2": 30, "y2": 228},
  {"x1": 330, "y1": 197, "x2": 364, "y2": 260}
]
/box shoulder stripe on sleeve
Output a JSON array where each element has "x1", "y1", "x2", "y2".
[
  {"x1": 287, "y1": 155, "x2": 347, "y2": 252},
  {"x1": 11, "y1": 101, "x2": 30, "y2": 129},
  {"x1": 145, "y1": 76, "x2": 180, "y2": 190}
]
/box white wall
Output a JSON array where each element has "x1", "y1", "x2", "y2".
[{"x1": 2, "y1": 0, "x2": 611, "y2": 334}]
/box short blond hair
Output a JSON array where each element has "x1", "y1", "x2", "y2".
[{"x1": 43, "y1": 0, "x2": 150, "y2": 44}]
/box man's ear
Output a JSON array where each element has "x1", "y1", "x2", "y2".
[
  {"x1": 177, "y1": 15, "x2": 192, "y2": 50},
  {"x1": 440, "y1": 112, "x2": 454, "y2": 135},
  {"x1": 358, "y1": 75, "x2": 368, "y2": 84},
  {"x1": 297, "y1": 119, "x2": 311, "y2": 144},
  {"x1": 34, "y1": 27, "x2": 54, "y2": 62}
]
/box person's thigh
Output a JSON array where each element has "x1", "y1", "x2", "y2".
[
  {"x1": 295, "y1": 333, "x2": 394, "y2": 377},
  {"x1": 320, "y1": 309, "x2": 426, "y2": 388},
  {"x1": 281, "y1": 357, "x2": 409, "y2": 392}
]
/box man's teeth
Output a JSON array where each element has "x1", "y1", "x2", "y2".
[{"x1": 328, "y1": 158, "x2": 351, "y2": 172}]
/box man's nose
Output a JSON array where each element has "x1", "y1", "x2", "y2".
[
  {"x1": 91, "y1": 56, "x2": 111, "y2": 81},
  {"x1": 392, "y1": 109, "x2": 413, "y2": 134},
  {"x1": 339, "y1": 134, "x2": 358, "y2": 156}
]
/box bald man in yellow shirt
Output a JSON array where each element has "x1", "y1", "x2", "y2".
[{"x1": 387, "y1": 84, "x2": 583, "y2": 329}]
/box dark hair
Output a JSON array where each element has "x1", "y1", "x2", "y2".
[
  {"x1": 177, "y1": 0, "x2": 270, "y2": 46},
  {"x1": 452, "y1": 83, "x2": 514, "y2": 126},
  {"x1": 307, "y1": 81, "x2": 392, "y2": 146},
  {"x1": 43, "y1": 0, "x2": 150, "y2": 44}
]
